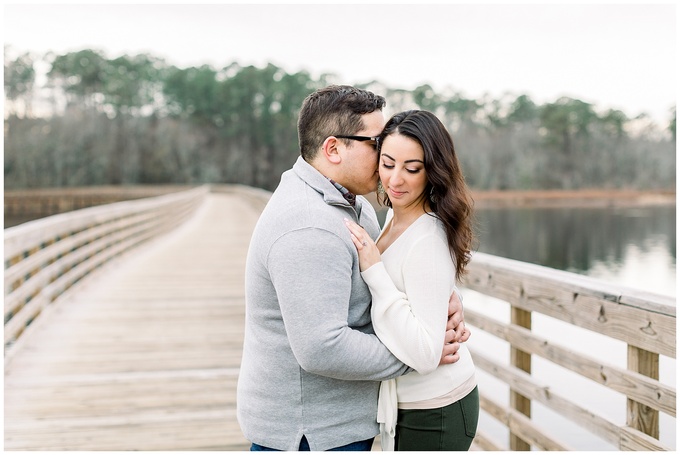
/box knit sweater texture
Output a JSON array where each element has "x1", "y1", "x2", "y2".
[
  {"x1": 236, "y1": 157, "x2": 409, "y2": 451},
  {"x1": 361, "y1": 210, "x2": 477, "y2": 450}
]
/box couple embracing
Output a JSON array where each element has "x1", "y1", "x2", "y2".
[{"x1": 237, "y1": 85, "x2": 479, "y2": 451}]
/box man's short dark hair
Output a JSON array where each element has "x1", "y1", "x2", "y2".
[{"x1": 297, "y1": 85, "x2": 386, "y2": 161}]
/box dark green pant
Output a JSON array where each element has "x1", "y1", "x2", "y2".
[{"x1": 395, "y1": 386, "x2": 479, "y2": 451}]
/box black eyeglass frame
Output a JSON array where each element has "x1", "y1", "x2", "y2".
[{"x1": 333, "y1": 135, "x2": 381, "y2": 149}]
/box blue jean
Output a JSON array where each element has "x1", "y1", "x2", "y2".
[{"x1": 250, "y1": 435, "x2": 374, "y2": 451}]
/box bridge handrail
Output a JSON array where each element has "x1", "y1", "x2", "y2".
[
  {"x1": 463, "y1": 252, "x2": 675, "y2": 451},
  {"x1": 3, "y1": 186, "x2": 209, "y2": 353},
  {"x1": 204, "y1": 185, "x2": 677, "y2": 450},
  {"x1": 5, "y1": 185, "x2": 674, "y2": 450}
]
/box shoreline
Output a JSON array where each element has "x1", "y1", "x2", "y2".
[
  {"x1": 471, "y1": 189, "x2": 676, "y2": 208},
  {"x1": 365, "y1": 188, "x2": 676, "y2": 209}
]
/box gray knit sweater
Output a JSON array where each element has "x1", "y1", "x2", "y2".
[{"x1": 237, "y1": 157, "x2": 409, "y2": 451}]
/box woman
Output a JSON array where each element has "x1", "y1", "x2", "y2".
[{"x1": 344, "y1": 110, "x2": 478, "y2": 451}]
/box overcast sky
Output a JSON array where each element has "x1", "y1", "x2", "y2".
[{"x1": 3, "y1": 2, "x2": 677, "y2": 124}]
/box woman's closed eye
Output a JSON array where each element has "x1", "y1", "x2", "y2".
[{"x1": 381, "y1": 162, "x2": 422, "y2": 174}]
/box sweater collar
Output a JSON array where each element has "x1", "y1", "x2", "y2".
[
  {"x1": 326, "y1": 178, "x2": 356, "y2": 207},
  {"x1": 293, "y1": 156, "x2": 357, "y2": 208}
]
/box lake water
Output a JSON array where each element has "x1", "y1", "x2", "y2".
[
  {"x1": 466, "y1": 205, "x2": 676, "y2": 450},
  {"x1": 474, "y1": 205, "x2": 676, "y2": 297}
]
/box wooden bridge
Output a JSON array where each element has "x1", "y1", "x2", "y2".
[{"x1": 4, "y1": 186, "x2": 676, "y2": 451}]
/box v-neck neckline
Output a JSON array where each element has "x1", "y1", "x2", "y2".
[{"x1": 377, "y1": 211, "x2": 433, "y2": 255}]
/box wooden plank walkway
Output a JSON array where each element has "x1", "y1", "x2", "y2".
[{"x1": 4, "y1": 193, "x2": 260, "y2": 450}]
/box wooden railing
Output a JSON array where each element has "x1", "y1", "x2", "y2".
[
  {"x1": 4, "y1": 185, "x2": 195, "y2": 220},
  {"x1": 462, "y1": 252, "x2": 675, "y2": 451},
  {"x1": 3, "y1": 186, "x2": 209, "y2": 357},
  {"x1": 3, "y1": 185, "x2": 675, "y2": 450},
  {"x1": 206, "y1": 185, "x2": 676, "y2": 450}
]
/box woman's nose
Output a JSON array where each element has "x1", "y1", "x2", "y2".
[{"x1": 390, "y1": 172, "x2": 404, "y2": 186}]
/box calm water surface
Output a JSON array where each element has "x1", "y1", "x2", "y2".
[
  {"x1": 474, "y1": 205, "x2": 676, "y2": 296},
  {"x1": 464, "y1": 204, "x2": 676, "y2": 450}
]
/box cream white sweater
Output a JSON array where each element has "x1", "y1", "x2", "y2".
[{"x1": 361, "y1": 210, "x2": 476, "y2": 450}]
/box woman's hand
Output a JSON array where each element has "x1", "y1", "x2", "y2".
[
  {"x1": 446, "y1": 291, "x2": 471, "y2": 343},
  {"x1": 344, "y1": 218, "x2": 381, "y2": 272}
]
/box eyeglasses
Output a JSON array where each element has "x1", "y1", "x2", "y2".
[{"x1": 334, "y1": 135, "x2": 381, "y2": 150}]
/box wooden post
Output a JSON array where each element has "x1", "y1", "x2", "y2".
[
  {"x1": 627, "y1": 345, "x2": 659, "y2": 438},
  {"x1": 510, "y1": 306, "x2": 532, "y2": 451}
]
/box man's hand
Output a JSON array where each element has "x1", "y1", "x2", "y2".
[{"x1": 440, "y1": 289, "x2": 470, "y2": 365}]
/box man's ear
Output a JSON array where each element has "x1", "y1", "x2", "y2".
[{"x1": 321, "y1": 136, "x2": 342, "y2": 164}]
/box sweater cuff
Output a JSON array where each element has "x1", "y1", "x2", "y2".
[{"x1": 361, "y1": 262, "x2": 405, "y2": 306}]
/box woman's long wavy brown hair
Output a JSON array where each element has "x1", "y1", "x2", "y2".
[{"x1": 378, "y1": 110, "x2": 476, "y2": 280}]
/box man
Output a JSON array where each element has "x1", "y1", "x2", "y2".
[{"x1": 237, "y1": 85, "x2": 467, "y2": 451}]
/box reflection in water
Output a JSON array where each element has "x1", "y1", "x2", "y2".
[
  {"x1": 474, "y1": 205, "x2": 676, "y2": 296},
  {"x1": 465, "y1": 204, "x2": 676, "y2": 450}
]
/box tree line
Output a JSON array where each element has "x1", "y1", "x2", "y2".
[{"x1": 4, "y1": 47, "x2": 676, "y2": 191}]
